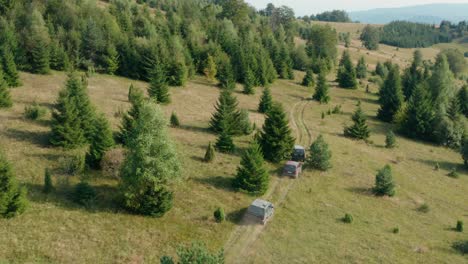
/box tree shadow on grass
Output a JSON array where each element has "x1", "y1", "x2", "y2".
[
  {"x1": 193, "y1": 176, "x2": 236, "y2": 193},
  {"x1": 179, "y1": 124, "x2": 211, "y2": 134},
  {"x1": 4, "y1": 128, "x2": 50, "y2": 148},
  {"x1": 346, "y1": 186, "x2": 374, "y2": 196},
  {"x1": 338, "y1": 95, "x2": 378, "y2": 105},
  {"x1": 409, "y1": 158, "x2": 466, "y2": 174},
  {"x1": 227, "y1": 207, "x2": 250, "y2": 225}
]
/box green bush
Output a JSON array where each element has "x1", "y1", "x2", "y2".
[
  {"x1": 452, "y1": 240, "x2": 468, "y2": 254},
  {"x1": 392, "y1": 227, "x2": 400, "y2": 234},
  {"x1": 214, "y1": 207, "x2": 225, "y2": 223},
  {"x1": 170, "y1": 112, "x2": 180, "y2": 127},
  {"x1": 72, "y1": 182, "x2": 96, "y2": 207},
  {"x1": 24, "y1": 102, "x2": 47, "y2": 120},
  {"x1": 418, "y1": 203, "x2": 430, "y2": 213},
  {"x1": 59, "y1": 153, "x2": 85, "y2": 175},
  {"x1": 448, "y1": 169, "x2": 459, "y2": 178},
  {"x1": 385, "y1": 130, "x2": 396, "y2": 148},
  {"x1": 456, "y1": 220, "x2": 464, "y2": 232},
  {"x1": 374, "y1": 165, "x2": 395, "y2": 196},
  {"x1": 343, "y1": 213, "x2": 353, "y2": 223}
]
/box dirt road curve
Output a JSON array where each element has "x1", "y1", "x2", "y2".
[{"x1": 224, "y1": 98, "x2": 312, "y2": 263}]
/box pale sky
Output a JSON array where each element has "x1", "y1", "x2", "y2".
[{"x1": 244, "y1": 0, "x2": 468, "y2": 16}]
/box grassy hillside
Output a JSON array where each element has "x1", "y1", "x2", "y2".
[{"x1": 0, "y1": 68, "x2": 466, "y2": 263}]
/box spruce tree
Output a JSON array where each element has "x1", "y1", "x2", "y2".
[
  {"x1": 119, "y1": 87, "x2": 144, "y2": 146},
  {"x1": 120, "y1": 101, "x2": 181, "y2": 217},
  {"x1": 215, "y1": 120, "x2": 235, "y2": 153},
  {"x1": 29, "y1": 10, "x2": 50, "y2": 74},
  {"x1": 385, "y1": 130, "x2": 396, "y2": 148},
  {"x1": 356, "y1": 56, "x2": 367, "y2": 79},
  {"x1": 204, "y1": 142, "x2": 215, "y2": 162},
  {"x1": 1, "y1": 47, "x2": 20, "y2": 87},
  {"x1": 233, "y1": 141, "x2": 269, "y2": 195},
  {"x1": 402, "y1": 50, "x2": 423, "y2": 100},
  {"x1": 429, "y1": 54, "x2": 455, "y2": 113},
  {"x1": 243, "y1": 67, "x2": 255, "y2": 95},
  {"x1": 259, "y1": 103, "x2": 295, "y2": 163},
  {"x1": 374, "y1": 164, "x2": 395, "y2": 197},
  {"x1": 313, "y1": 71, "x2": 330, "y2": 104},
  {"x1": 400, "y1": 83, "x2": 435, "y2": 140},
  {"x1": 337, "y1": 50, "x2": 357, "y2": 89},
  {"x1": 458, "y1": 85, "x2": 468, "y2": 117},
  {"x1": 217, "y1": 59, "x2": 235, "y2": 90},
  {"x1": 344, "y1": 105, "x2": 371, "y2": 140},
  {"x1": 148, "y1": 63, "x2": 170, "y2": 104},
  {"x1": 170, "y1": 112, "x2": 180, "y2": 127},
  {"x1": 0, "y1": 68, "x2": 12, "y2": 108},
  {"x1": 306, "y1": 134, "x2": 332, "y2": 171},
  {"x1": 204, "y1": 55, "x2": 217, "y2": 82},
  {"x1": 377, "y1": 65, "x2": 404, "y2": 122},
  {"x1": 86, "y1": 114, "x2": 114, "y2": 169},
  {"x1": 104, "y1": 44, "x2": 119, "y2": 75},
  {"x1": 302, "y1": 69, "x2": 315, "y2": 87},
  {"x1": 375, "y1": 62, "x2": 388, "y2": 78},
  {"x1": 462, "y1": 138, "x2": 468, "y2": 169},
  {"x1": 43, "y1": 168, "x2": 54, "y2": 194},
  {"x1": 128, "y1": 84, "x2": 143, "y2": 104},
  {"x1": 0, "y1": 152, "x2": 27, "y2": 218},
  {"x1": 209, "y1": 90, "x2": 241, "y2": 135},
  {"x1": 258, "y1": 87, "x2": 273, "y2": 113}
]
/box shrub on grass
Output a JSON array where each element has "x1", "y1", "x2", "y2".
[
  {"x1": 343, "y1": 213, "x2": 353, "y2": 223},
  {"x1": 452, "y1": 240, "x2": 468, "y2": 254},
  {"x1": 306, "y1": 134, "x2": 332, "y2": 171},
  {"x1": 374, "y1": 165, "x2": 395, "y2": 197},
  {"x1": 434, "y1": 163, "x2": 440, "y2": 171},
  {"x1": 448, "y1": 169, "x2": 459, "y2": 178},
  {"x1": 385, "y1": 130, "x2": 396, "y2": 148},
  {"x1": 72, "y1": 182, "x2": 96, "y2": 207},
  {"x1": 170, "y1": 112, "x2": 180, "y2": 127},
  {"x1": 0, "y1": 152, "x2": 28, "y2": 218},
  {"x1": 59, "y1": 153, "x2": 85, "y2": 175},
  {"x1": 24, "y1": 102, "x2": 47, "y2": 120},
  {"x1": 418, "y1": 203, "x2": 430, "y2": 213},
  {"x1": 456, "y1": 220, "x2": 464, "y2": 232},
  {"x1": 392, "y1": 227, "x2": 400, "y2": 234},
  {"x1": 214, "y1": 207, "x2": 225, "y2": 223},
  {"x1": 204, "y1": 142, "x2": 215, "y2": 162}
]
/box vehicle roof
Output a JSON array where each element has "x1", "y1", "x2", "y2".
[
  {"x1": 251, "y1": 199, "x2": 273, "y2": 209},
  {"x1": 294, "y1": 145, "x2": 305, "y2": 150},
  {"x1": 285, "y1": 161, "x2": 300, "y2": 166}
]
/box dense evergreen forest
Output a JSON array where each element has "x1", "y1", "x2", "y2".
[{"x1": 0, "y1": 0, "x2": 337, "y2": 88}]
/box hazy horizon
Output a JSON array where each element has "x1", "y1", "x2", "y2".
[{"x1": 244, "y1": 0, "x2": 468, "y2": 16}]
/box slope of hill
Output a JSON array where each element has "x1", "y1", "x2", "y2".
[{"x1": 350, "y1": 3, "x2": 468, "y2": 24}]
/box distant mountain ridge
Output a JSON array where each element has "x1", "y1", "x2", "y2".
[{"x1": 349, "y1": 3, "x2": 468, "y2": 24}]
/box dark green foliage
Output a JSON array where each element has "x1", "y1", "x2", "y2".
[
  {"x1": 360, "y1": 25, "x2": 380, "y2": 50},
  {"x1": 86, "y1": 114, "x2": 114, "y2": 169},
  {"x1": 120, "y1": 101, "x2": 180, "y2": 217},
  {"x1": 344, "y1": 106, "x2": 370, "y2": 140},
  {"x1": 243, "y1": 67, "x2": 255, "y2": 95},
  {"x1": 204, "y1": 142, "x2": 215, "y2": 163},
  {"x1": 378, "y1": 65, "x2": 404, "y2": 122},
  {"x1": 175, "y1": 242, "x2": 224, "y2": 264},
  {"x1": 429, "y1": 54, "x2": 455, "y2": 113},
  {"x1": 233, "y1": 141, "x2": 269, "y2": 195},
  {"x1": 258, "y1": 87, "x2": 273, "y2": 114},
  {"x1": 315, "y1": 10, "x2": 351, "y2": 22},
  {"x1": 301, "y1": 25, "x2": 338, "y2": 72},
  {"x1": 337, "y1": 50, "x2": 357, "y2": 89},
  {"x1": 456, "y1": 220, "x2": 464, "y2": 232},
  {"x1": 214, "y1": 207, "x2": 225, "y2": 223},
  {"x1": 0, "y1": 152, "x2": 27, "y2": 218},
  {"x1": 374, "y1": 165, "x2": 395, "y2": 197},
  {"x1": 50, "y1": 74, "x2": 96, "y2": 148},
  {"x1": 380, "y1": 21, "x2": 451, "y2": 48},
  {"x1": 448, "y1": 169, "x2": 459, "y2": 179},
  {"x1": 402, "y1": 50, "x2": 424, "y2": 100},
  {"x1": 160, "y1": 256, "x2": 174, "y2": 264},
  {"x1": 400, "y1": 84, "x2": 435, "y2": 141},
  {"x1": 0, "y1": 68, "x2": 12, "y2": 108},
  {"x1": 119, "y1": 85, "x2": 144, "y2": 146},
  {"x1": 170, "y1": 112, "x2": 180, "y2": 127},
  {"x1": 29, "y1": 10, "x2": 50, "y2": 74},
  {"x1": 302, "y1": 69, "x2": 315, "y2": 87},
  {"x1": 375, "y1": 62, "x2": 388, "y2": 79},
  {"x1": 306, "y1": 135, "x2": 332, "y2": 171},
  {"x1": 418, "y1": 203, "x2": 430, "y2": 213},
  {"x1": 342, "y1": 213, "x2": 353, "y2": 223},
  {"x1": 313, "y1": 71, "x2": 330, "y2": 104},
  {"x1": 452, "y1": 240, "x2": 468, "y2": 254},
  {"x1": 258, "y1": 103, "x2": 295, "y2": 163},
  {"x1": 43, "y1": 168, "x2": 54, "y2": 194},
  {"x1": 385, "y1": 130, "x2": 396, "y2": 148},
  {"x1": 148, "y1": 63, "x2": 170, "y2": 104},
  {"x1": 24, "y1": 102, "x2": 47, "y2": 120},
  {"x1": 356, "y1": 56, "x2": 367, "y2": 79},
  {"x1": 1, "y1": 46, "x2": 20, "y2": 87},
  {"x1": 210, "y1": 90, "x2": 242, "y2": 136},
  {"x1": 392, "y1": 227, "x2": 400, "y2": 234},
  {"x1": 215, "y1": 128, "x2": 235, "y2": 153},
  {"x1": 462, "y1": 138, "x2": 468, "y2": 169},
  {"x1": 73, "y1": 182, "x2": 96, "y2": 207},
  {"x1": 217, "y1": 60, "x2": 236, "y2": 90}
]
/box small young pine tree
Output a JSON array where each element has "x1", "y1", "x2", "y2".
[
  {"x1": 456, "y1": 220, "x2": 464, "y2": 232},
  {"x1": 43, "y1": 168, "x2": 54, "y2": 194},
  {"x1": 0, "y1": 152, "x2": 28, "y2": 218},
  {"x1": 344, "y1": 105, "x2": 371, "y2": 140},
  {"x1": 313, "y1": 71, "x2": 330, "y2": 104},
  {"x1": 233, "y1": 141, "x2": 269, "y2": 195},
  {"x1": 170, "y1": 112, "x2": 180, "y2": 127},
  {"x1": 213, "y1": 207, "x2": 225, "y2": 223},
  {"x1": 259, "y1": 103, "x2": 295, "y2": 163},
  {"x1": 374, "y1": 164, "x2": 395, "y2": 197},
  {"x1": 149, "y1": 63, "x2": 170, "y2": 104},
  {"x1": 375, "y1": 62, "x2": 388, "y2": 78},
  {"x1": 243, "y1": 67, "x2": 255, "y2": 95},
  {"x1": 0, "y1": 68, "x2": 12, "y2": 108},
  {"x1": 302, "y1": 69, "x2": 315, "y2": 87},
  {"x1": 85, "y1": 114, "x2": 114, "y2": 169},
  {"x1": 343, "y1": 213, "x2": 353, "y2": 223},
  {"x1": 128, "y1": 84, "x2": 143, "y2": 104},
  {"x1": 337, "y1": 50, "x2": 358, "y2": 89},
  {"x1": 204, "y1": 55, "x2": 217, "y2": 82},
  {"x1": 356, "y1": 56, "x2": 368, "y2": 79},
  {"x1": 258, "y1": 87, "x2": 273, "y2": 113},
  {"x1": 385, "y1": 130, "x2": 396, "y2": 148},
  {"x1": 204, "y1": 142, "x2": 215, "y2": 162},
  {"x1": 306, "y1": 134, "x2": 332, "y2": 171}
]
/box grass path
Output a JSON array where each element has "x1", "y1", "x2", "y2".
[{"x1": 224, "y1": 98, "x2": 312, "y2": 263}]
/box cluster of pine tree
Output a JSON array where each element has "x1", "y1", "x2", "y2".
[{"x1": 337, "y1": 50, "x2": 358, "y2": 89}]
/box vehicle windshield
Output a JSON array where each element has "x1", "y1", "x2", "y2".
[
  {"x1": 294, "y1": 149, "x2": 305, "y2": 155},
  {"x1": 284, "y1": 165, "x2": 296, "y2": 171}
]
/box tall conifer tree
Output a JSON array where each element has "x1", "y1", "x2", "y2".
[
  {"x1": 0, "y1": 68, "x2": 12, "y2": 108},
  {"x1": 344, "y1": 105, "x2": 371, "y2": 140},
  {"x1": 258, "y1": 87, "x2": 273, "y2": 113},
  {"x1": 377, "y1": 65, "x2": 404, "y2": 122},
  {"x1": 210, "y1": 90, "x2": 242, "y2": 135},
  {"x1": 313, "y1": 71, "x2": 330, "y2": 104},
  {"x1": 148, "y1": 62, "x2": 170, "y2": 104},
  {"x1": 233, "y1": 141, "x2": 269, "y2": 195},
  {"x1": 337, "y1": 50, "x2": 357, "y2": 89}
]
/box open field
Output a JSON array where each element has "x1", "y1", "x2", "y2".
[{"x1": 0, "y1": 67, "x2": 467, "y2": 263}]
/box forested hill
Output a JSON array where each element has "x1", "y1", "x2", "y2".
[{"x1": 0, "y1": 0, "x2": 337, "y2": 88}]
